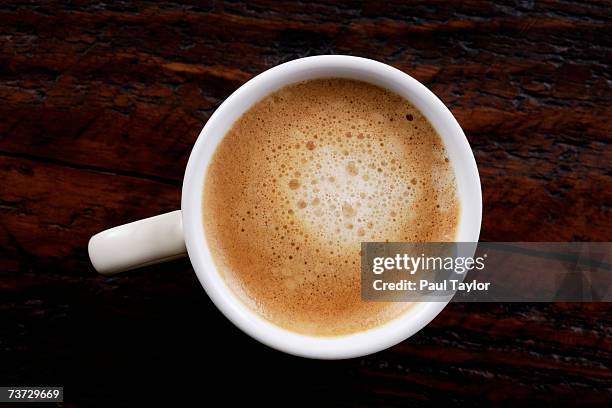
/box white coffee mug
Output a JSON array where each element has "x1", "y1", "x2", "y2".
[{"x1": 89, "y1": 55, "x2": 482, "y2": 359}]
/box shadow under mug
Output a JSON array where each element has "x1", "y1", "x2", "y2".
[{"x1": 89, "y1": 55, "x2": 482, "y2": 359}]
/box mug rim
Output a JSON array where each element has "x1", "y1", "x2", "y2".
[{"x1": 181, "y1": 55, "x2": 482, "y2": 359}]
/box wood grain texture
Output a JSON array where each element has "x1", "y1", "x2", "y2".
[{"x1": 1, "y1": 0, "x2": 610, "y2": 406}]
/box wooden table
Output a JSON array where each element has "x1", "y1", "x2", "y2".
[{"x1": 1, "y1": 1, "x2": 610, "y2": 405}]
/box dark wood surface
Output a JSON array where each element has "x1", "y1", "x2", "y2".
[{"x1": 1, "y1": 1, "x2": 611, "y2": 406}]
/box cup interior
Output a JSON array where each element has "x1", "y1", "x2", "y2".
[{"x1": 182, "y1": 55, "x2": 482, "y2": 359}]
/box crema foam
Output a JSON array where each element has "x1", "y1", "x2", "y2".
[{"x1": 203, "y1": 78, "x2": 459, "y2": 336}]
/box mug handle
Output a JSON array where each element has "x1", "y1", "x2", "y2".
[{"x1": 88, "y1": 210, "x2": 187, "y2": 275}]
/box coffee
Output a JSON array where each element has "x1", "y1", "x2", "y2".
[{"x1": 203, "y1": 78, "x2": 459, "y2": 336}]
